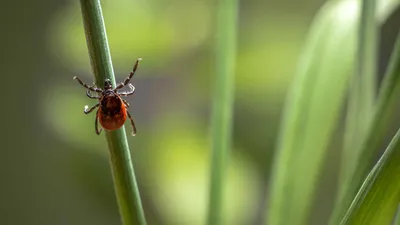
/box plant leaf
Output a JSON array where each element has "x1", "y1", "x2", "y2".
[
  {"x1": 330, "y1": 30, "x2": 400, "y2": 225},
  {"x1": 267, "y1": 0, "x2": 400, "y2": 225},
  {"x1": 267, "y1": 1, "x2": 358, "y2": 224},
  {"x1": 340, "y1": 128, "x2": 400, "y2": 225}
]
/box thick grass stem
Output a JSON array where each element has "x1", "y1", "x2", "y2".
[
  {"x1": 79, "y1": 0, "x2": 147, "y2": 225},
  {"x1": 206, "y1": 0, "x2": 239, "y2": 224}
]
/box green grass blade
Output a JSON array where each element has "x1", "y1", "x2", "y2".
[
  {"x1": 206, "y1": 0, "x2": 239, "y2": 224},
  {"x1": 341, "y1": 0, "x2": 377, "y2": 183},
  {"x1": 267, "y1": 1, "x2": 358, "y2": 224},
  {"x1": 330, "y1": 31, "x2": 400, "y2": 225},
  {"x1": 79, "y1": 1, "x2": 147, "y2": 225},
  {"x1": 340, "y1": 128, "x2": 400, "y2": 225}
]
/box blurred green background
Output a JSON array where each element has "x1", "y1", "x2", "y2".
[{"x1": 0, "y1": 0, "x2": 399, "y2": 225}]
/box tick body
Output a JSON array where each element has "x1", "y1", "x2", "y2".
[
  {"x1": 73, "y1": 58, "x2": 141, "y2": 136},
  {"x1": 98, "y1": 91, "x2": 127, "y2": 130}
]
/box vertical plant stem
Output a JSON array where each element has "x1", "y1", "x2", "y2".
[
  {"x1": 207, "y1": 0, "x2": 238, "y2": 224},
  {"x1": 79, "y1": 1, "x2": 147, "y2": 225}
]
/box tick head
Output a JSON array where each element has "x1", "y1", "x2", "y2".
[{"x1": 104, "y1": 79, "x2": 113, "y2": 90}]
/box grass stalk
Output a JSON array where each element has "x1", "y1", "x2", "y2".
[
  {"x1": 206, "y1": 0, "x2": 239, "y2": 224},
  {"x1": 79, "y1": 0, "x2": 147, "y2": 224}
]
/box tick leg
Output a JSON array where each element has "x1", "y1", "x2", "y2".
[
  {"x1": 123, "y1": 99, "x2": 130, "y2": 107},
  {"x1": 126, "y1": 110, "x2": 137, "y2": 136},
  {"x1": 87, "y1": 90, "x2": 100, "y2": 99},
  {"x1": 73, "y1": 76, "x2": 103, "y2": 93},
  {"x1": 118, "y1": 84, "x2": 135, "y2": 96},
  {"x1": 86, "y1": 85, "x2": 101, "y2": 99},
  {"x1": 84, "y1": 103, "x2": 100, "y2": 114},
  {"x1": 114, "y1": 58, "x2": 141, "y2": 90},
  {"x1": 95, "y1": 110, "x2": 102, "y2": 135}
]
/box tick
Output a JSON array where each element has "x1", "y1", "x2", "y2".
[{"x1": 73, "y1": 58, "x2": 142, "y2": 136}]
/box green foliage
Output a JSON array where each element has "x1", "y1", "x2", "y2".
[
  {"x1": 267, "y1": 0, "x2": 400, "y2": 225},
  {"x1": 46, "y1": 0, "x2": 400, "y2": 224}
]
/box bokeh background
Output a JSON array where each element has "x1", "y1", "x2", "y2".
[{"x1": 1, "y1": 0, "x2": 399, "y2": 225}]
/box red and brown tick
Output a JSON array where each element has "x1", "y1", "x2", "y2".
[{"x1": 73, "y1": 58, "x2": 141, "y2": 136}]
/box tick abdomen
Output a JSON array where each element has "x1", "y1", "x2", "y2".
[
  {"x1": 99, "y1": 106, "x2": 127, "y2": 130},
  {"x1": 99, "y1": 94, "x2": 127, "y2": 130}
]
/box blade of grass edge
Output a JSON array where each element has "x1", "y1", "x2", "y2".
[
  {"x1": 206, "y1": 0, "x2": 239, "y2": 224},
  {"x1": 341, "y1": 0, "x2": 377, "y2": 186},
  {"x1": 329, "y1": 30, "x2": 400, "y2": 225},
  {"x1": 266, "y1": 2, "x2": 332, "y2": 224},
  {"x1": 392, "y1": 207, "x2": 400, "y2": 225},
  {"x1": 340, "y1": 128, "x2": 400, "y2": 225},
  {"x1": 79, "y1": 1, "x2": 147, "y2": 225}
]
